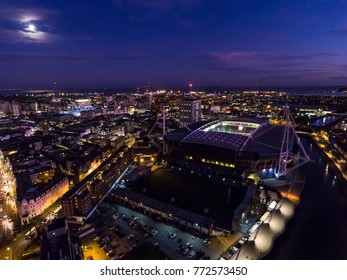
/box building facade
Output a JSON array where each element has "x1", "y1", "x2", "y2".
[
  {"x1": 179, "y1": 98, "x2": 201, "y2": 126},
  {"x1": 17, "y1": 173, "x2": 69, "y2": 224},
  {"x1": 62, "y1": 146, "x2": 134, "y2": 218}
]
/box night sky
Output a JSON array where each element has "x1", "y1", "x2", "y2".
[{"x1": 0, "y1": 0, "x2": 347, "y2": 88}]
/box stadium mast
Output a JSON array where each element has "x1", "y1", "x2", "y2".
[{"x1": 275, "y1": 104, "x2": 310, "y2": 178}]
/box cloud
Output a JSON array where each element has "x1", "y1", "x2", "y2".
[
  {"x1": 176, "y1": 18, "x2": 196, "y2": 28},
  {"x1": 0, "y1": 7, "x2": 57, "y2": 22},
  {"x1": 189, "y1": 50, "x2": 344, "y2": 86},
  {"x1": 190, "y1": 51, "x2": 341, "y2": 82},
  {"x1": 113, "y1": 0, "x2": 201, "y2": 10},
  {"x1": 0, "y1": 27, "x2": 91, "y2": 43},
  {"x1": 0, "y1": 5, "x2": 89, "y2": 43},
  {"x1": 322, "y1": 29, "x2": 347, "y2": 36},
  {"x1": 329, "y1": 75, "x2": 347, "y2": 80},
  {"x1": 0, "y1": 52, "x2": 150, "y2": 63},
  {"x1": 113, "y1": 0, "x2": 202, "y2": 23},
  {"x1": 200, "y1": 51, "x2": 338, "y2": 68}
]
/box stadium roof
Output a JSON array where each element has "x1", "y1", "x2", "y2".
[
  {"x1": 241, "y1": 123, "x2": 294, "y2": 159},
  {"x1": 179, "y1": 118, "x2": 268, "y2": 150},
  {"x1": 165, "y1": 117, "x2": 291, "y2": 158},
  {"x1": 182, "y1": 130, "x2": 248, "y2": 150}
]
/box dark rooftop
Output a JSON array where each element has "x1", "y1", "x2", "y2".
[
  {"x1": 126, "y1": 169, "x2": 246, "y2": 229},
  {"x1": 115, "y1": 187, "x2": 215, "y2": 228},
  {"x1": 16, "y1": 170, "x2": 67, "y2": 202}
]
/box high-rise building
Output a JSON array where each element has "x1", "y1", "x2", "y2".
[
  {"x1": 11, "y1": 102, "x2": 22, "y2": 116},
  {"x1": 179, "y1": 98, "x2": 201, "y2": 126}
]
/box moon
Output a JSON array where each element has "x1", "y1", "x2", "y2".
[{"x1": 28, "y1": 24, "x2": 36, "y2": 32}]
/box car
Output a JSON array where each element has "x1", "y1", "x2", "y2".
[
  {"x1": 188, "y1": 250, "x2": 196, "y2": 258},
  {"x1": 191, "y1": 235, "x2": 196, "y2": 239},
  {"x1": 106, "y1": 250, "x2": 114, "y2": 256},
  {"x1": 121, "y1": 214, "x2": 129, "y2": 221},
  {"x1": 242, "y1": 236, "x2": 249, "y2": 242},
  {"x1": 153, "y1": 242, "x2": 159, "y2": 247},
  {"x1": 151, "y1": 229, "x2": 158, "y2": 235},
  {"x1": 127, "y1": 234, "x2": 135, "y2": 240},
  {"x1": 108, "y1": 251, "x2": 115, "y2": 257},
  {"x1": 144, "y1": 233, "x2": 150, "y2": 238},
  {"x1": 84, "y1": 246, "x2": 92, "y2": 251},
  {"x1": 177, "y1": 238, "x2": 182, "y2": 243},
  {"x1": 168, "y1": 232, "x2": 176, "y2": 239},
  {"x1": 183, "y1": 248, "x2": 189, "y2": 255},
  {"x1": 238, "y1": 238, "x2": 245, "y2": 244},
  {"x1": 228, "y1": 246, "x2": 239, "y2": 256}
]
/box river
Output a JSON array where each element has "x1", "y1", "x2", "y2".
[{"x1": 265, "y1": 138, "x2": 347, "y2": 260}]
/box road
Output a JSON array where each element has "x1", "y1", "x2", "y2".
[{"x1": 0, "y1": 150, "x2": 17, "y2": 245}]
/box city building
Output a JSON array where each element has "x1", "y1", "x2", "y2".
[
  {"x1": 61, "y1": 146, "x2": 134, "y2": 218},
  {"x1": 179, "y1": 98, "x2": 201, "y2": 126},
  {"x1": 40, "y1": 217, "x2": 83, "y2": 260},
  {"x1": 16, "y1": 170, "x2": 69, "y2": 224}
]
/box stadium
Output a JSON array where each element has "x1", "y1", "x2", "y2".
[
  {"x1": 164, "y1": 115, "x2": 304, "y2": 178},
  {"x1": 115, "y1": 109, "x2": 309, "y2": 234}
]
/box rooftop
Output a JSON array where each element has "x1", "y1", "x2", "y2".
[{"x1": 126, "y1": 169, "x2": 246, "y2": 229}]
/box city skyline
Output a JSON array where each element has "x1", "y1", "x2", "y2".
[{"x1": 1, "y1": 0, "x2": 347, "y2": 88}]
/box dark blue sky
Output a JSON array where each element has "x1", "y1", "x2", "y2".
[{"x1": 0, "y1": 0, "x2": 347, "y2": 88}]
